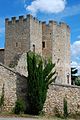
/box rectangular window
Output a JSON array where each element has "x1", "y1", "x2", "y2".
[
  {"x1": 67, "y1": 74, "x2": 69, "y2": 84},
  {"x1": 42, "y1": 41, "x2": 45, "y2": 48}
]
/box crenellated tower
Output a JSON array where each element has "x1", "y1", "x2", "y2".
[
  {"x1": 4, "y1": 14, "x2": 71, "y2": 85},
  {"x1": 42, "y1": 21, "x2": 71, "y2": 84},
  {"x1": 5, "y1": 15, "x2": 42, "y2": 66}
]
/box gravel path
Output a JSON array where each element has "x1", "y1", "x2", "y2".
[
  {"x1": 0, "y1": 117, "x2": 76, "y2": 120},
  {"x1": 0, "y1": 118, "x2": 38, "y2": 120}
]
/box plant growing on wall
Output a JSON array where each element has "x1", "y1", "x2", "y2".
[
  {"x1": 63, "y1": 98, "x2": 68, "y2": 118},
  {"x1": 0, "y1": 84, "x2": 4, "y2": 112},
  {"x1": 14, "y1": 99, "x2": 25, "y2": 114},
  {"x1": 27, "y1": 51, "x2": 56, "y2": 115}
]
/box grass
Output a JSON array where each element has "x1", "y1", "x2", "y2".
[
  {"x1": 0, "y1": 113, "x2": 79, "y2": 120},
  {"x1": 38, "y1": 116, "x2": 75, "y2": 120}
]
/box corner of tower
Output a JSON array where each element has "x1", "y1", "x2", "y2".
[
  {"x1": 5, "y1": 18, "x2": 9, "y2": 24},
  {"x1": 59, "y1": 22, "x2": 70, "y2": 32}
]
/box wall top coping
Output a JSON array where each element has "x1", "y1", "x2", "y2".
[
  {"x1": 0, "y1": 63, "x2": 26, "y2": 78},
  {"x1": 51, "y1": 83, "x2": 80, "y2": 89}
]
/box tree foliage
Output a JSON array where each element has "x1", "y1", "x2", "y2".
[
  {"x1": 75, "y1": 76, "x2": 80, "y2": 86},
  {"x1": 71, "y1": 67, "x2": 78, "y2": 85},
  {"x1": 27, "y1": 52, "x2": 56, "y2": 115}
]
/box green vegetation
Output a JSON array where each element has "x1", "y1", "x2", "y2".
[
  {"x1": 14, "y1": 99, "x2": 25, "y2": 114},
  {"x1": 63, "y1": 98, "x2": 68, "y2": 118},
  {"x1": 71, "y1": 67, "x2": 78, "y2": 85},
  {"x1": 27, "y1": 52, "x2": 56, "y2": 115},
  {"x1": 0, "y1": 84, "x2": 4, "y2": 111},
  {"x1": 75, "y1": 76, "x2": 80, "y2": 86},
  {"x1": 71, "y1": 67, "x2": 80, "y2": 86}
]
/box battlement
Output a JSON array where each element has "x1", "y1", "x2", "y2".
[
  {"x1": 59, "y1": 22, "x2": 70, "y2": 30},
  {"x1": 5, "y1": 15, "x2": 28, "y2": 24},
  {"x1": 5, "y1": 14, "x2": 70, "y2": 31},
  {"x1": 42, "y1": 20, "x2": 70, "y2": 32},
  {"x1": 5, "y1": 14, "x2": 42, "y2": 25}
]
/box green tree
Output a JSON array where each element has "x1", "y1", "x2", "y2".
[
  {"x1": 71, "y1": 67, "x2": 78, "y2": 85},
  {"x1": 27, "y1": 52, "x2": 56, "y2": 115},
  {"x1": 75, "y1": 76, "x2": 80, "y2": 86}
]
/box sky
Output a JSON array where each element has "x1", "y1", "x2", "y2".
[{"x1": 0, "y1": 0, "x2": 80, "y2": 74}]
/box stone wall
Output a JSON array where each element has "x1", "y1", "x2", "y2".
[
  {"x1": 44, "y1": 84, "x2": 80, "y2": 116},
  {"x1": 0, "y1": 63, "x2": 27, "y2": 112},
  {"x1": 0, "y1": 49, "x2": 4, "y2": 64},
  {"x1": 0, "y1": 61, "x2": 80, "y2": 116},
  {"x1": 15, "y1": 53, "x2": 28, "y2": 77}
]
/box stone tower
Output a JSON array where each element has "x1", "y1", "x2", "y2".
[
  {"x1": 5, "y1": 15, "x2": 42, "y2": 66},
  {"x1": 4, "y1": 14, "x2": 71, "y2": 85},
  {"x1": 42, "y1": 21, "x2": 71, "y2": 84}
]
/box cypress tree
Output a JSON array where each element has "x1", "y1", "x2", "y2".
[{"x1": 27, "y1": 52, "x2": 56, "y2": 115}]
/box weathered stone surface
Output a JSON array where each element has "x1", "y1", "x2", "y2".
[
  {"x1": 0, "y1": 14, "x2": 73, "y2": 114},
  {"x1": 15, "y1": 53, "x2": 28, "y2": 77},
  {"x1": 0, "y1": 63, "x2": 27, "y2": 112},
  {"x1": 0, "y1": 61, "x2": 80, "y2": 115},
  {"x1": 4, "y1": 14, "x2": 71, "y2": 85},
  {"x1": 0, "y1": 49, "x2": 4, "y2": 64},
  {"x1": 44, "y1": 84, "x2": 80, "y2": 116}
]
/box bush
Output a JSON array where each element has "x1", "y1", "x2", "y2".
[
  {"x1": 14, "y1": 99, "x2": 25, "y2": 114},
  {"x1": 0, "y1": 94, "x2": 4, "y2": 107},
  {"x1": 0, "y1": 84, "x2": 4, "y2": 110},
  {"x1": 54, "y1": 107, "x2": 60, "y2": 117},
  {"x1": 63, "y1": 98, "x2": 68, "y2": 118}
]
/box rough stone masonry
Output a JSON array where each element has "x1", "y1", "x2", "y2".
[
  {"x1": 3, "y1": 14, "x2": 71, "y2": 85},
  {"x1": 0, "y1": 14, "x2": 78, "y2": 115}
]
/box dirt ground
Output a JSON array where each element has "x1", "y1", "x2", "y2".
[{"x1": 0, "y1": 117, "x2": 77, "y2": 120}]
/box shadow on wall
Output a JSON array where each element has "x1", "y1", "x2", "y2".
[{"x1": 16, "y1": 73, "x2": 28, "y2": 110}]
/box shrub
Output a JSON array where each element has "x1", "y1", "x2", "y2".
[
  {"x1": 0, "y1": 94, "x2": 4, "y2": 107},
  {"x1": 0, "y1": 84, "x2": 4, "y2": 108},
  {"x1": 14, "y1": 99, "x2": 25, "y2": 114},
  {"x1": 63, "y1": 98, "x2": 68, "y2": 118}
]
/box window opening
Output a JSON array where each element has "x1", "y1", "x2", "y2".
[
  {"x1": 33, "y1": 44, "x2": 35, "y2": 52},
  {"x1": 42, "y1": 41, "x2": 45, "y2": 48}
]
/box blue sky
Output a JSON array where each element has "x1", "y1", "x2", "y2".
[{"x1": 0, "y1": 0, "x2": 80, "y2": 74}]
